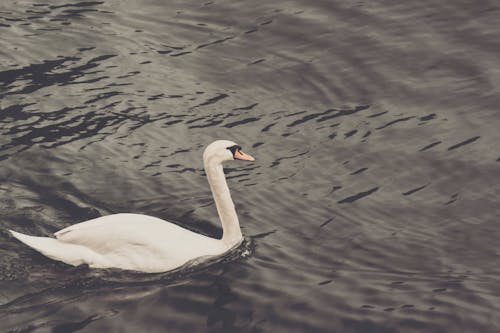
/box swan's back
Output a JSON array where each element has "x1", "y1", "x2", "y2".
[{"x1": 12, "y1": 214, "x2": 227, "y2": 273}]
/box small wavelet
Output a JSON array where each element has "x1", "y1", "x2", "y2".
[
  {"x1": 338, "y1": 187, "x2": 379, "y2": 204},
  {"x1": 447, "y1": 136, "x2": 480, "y2": 151},
  {"x1": 402, "y1": 184, "x2": 428, "y2": 196}
]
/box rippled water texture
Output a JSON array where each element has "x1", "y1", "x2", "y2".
[{"x1": 1, "y1": 0, "x2": 500, "y2": 332}]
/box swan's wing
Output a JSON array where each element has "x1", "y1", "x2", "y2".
[
  {"x1": 56, "y1": 222, "x2": 138, "y2": 254},
  {"x1": 54, "y1": 213, "x2": 220, "y2": 255},
  {"x1": 52, "y1": 213, "x2": 226, "y2": 272},
  {"x1": 54, "y1": 214, "x2": 181, "y2": 251},
  {"x1": 54, "y1": 213, "x2": 146, "y2": 238}
]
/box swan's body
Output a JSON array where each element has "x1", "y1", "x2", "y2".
[
  {"x1": 10, "y1": 214, "x2": 229, "y2": 273},
  {"x1": 9, "y1": 140, "x2": 255, "y2": 273}
]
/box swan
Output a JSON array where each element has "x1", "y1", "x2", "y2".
[{"x1": 9, "y1": 140, "x2": 255, "y2": 273}]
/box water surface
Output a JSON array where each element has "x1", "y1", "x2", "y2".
[{"x1": 1, "y1": 0, "x2": 500, "y2": 332}]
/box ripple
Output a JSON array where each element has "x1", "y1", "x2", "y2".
[
  {"x1": 338, "y1": 187, "x2": 379, "y2": 204},
  {"x1": 419, "y1": 141, "x2": 441, "y2": 152},
  {"x1": 402, "y1": 184, "x2": 428, "y2": 196},
  {"x1": 447, "y1": 136, "x2": 481, "y2": 151}
]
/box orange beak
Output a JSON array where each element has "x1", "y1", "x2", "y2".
[{"x1": 234, "y1": 149, "x2": 255, "y2": 161}]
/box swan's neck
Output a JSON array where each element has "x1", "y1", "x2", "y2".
[{"x1": 204, "y1": 159, "x2": 242, "y2": 248}]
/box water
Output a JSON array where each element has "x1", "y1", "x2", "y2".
[{"x1": 1, "y1": 0, "x2": 500, "y2": 332}]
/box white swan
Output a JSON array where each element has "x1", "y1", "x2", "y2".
[{"x1": 9, "y1": 140, "x2": 255, "y2": 273}]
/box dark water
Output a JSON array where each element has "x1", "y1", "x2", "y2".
[{"x1": 1, "y1": 0, "x2": 500, "y2": 332}]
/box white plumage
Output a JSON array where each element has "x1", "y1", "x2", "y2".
[{"x1": 9, "y1": 140, "x2": 255, "y2": 273}]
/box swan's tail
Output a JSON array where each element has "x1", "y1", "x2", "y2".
[{"x1": 9, "y1": 230, "x2": 95, "y2": 267}]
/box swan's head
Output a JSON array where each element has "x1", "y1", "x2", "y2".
[{"x1": 203, "y1": 140, "x2": 255, "y2": 165}]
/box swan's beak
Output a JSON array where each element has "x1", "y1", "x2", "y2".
[{"x1": 234, "y1": 149, "x2": 255, "y2": 161}]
